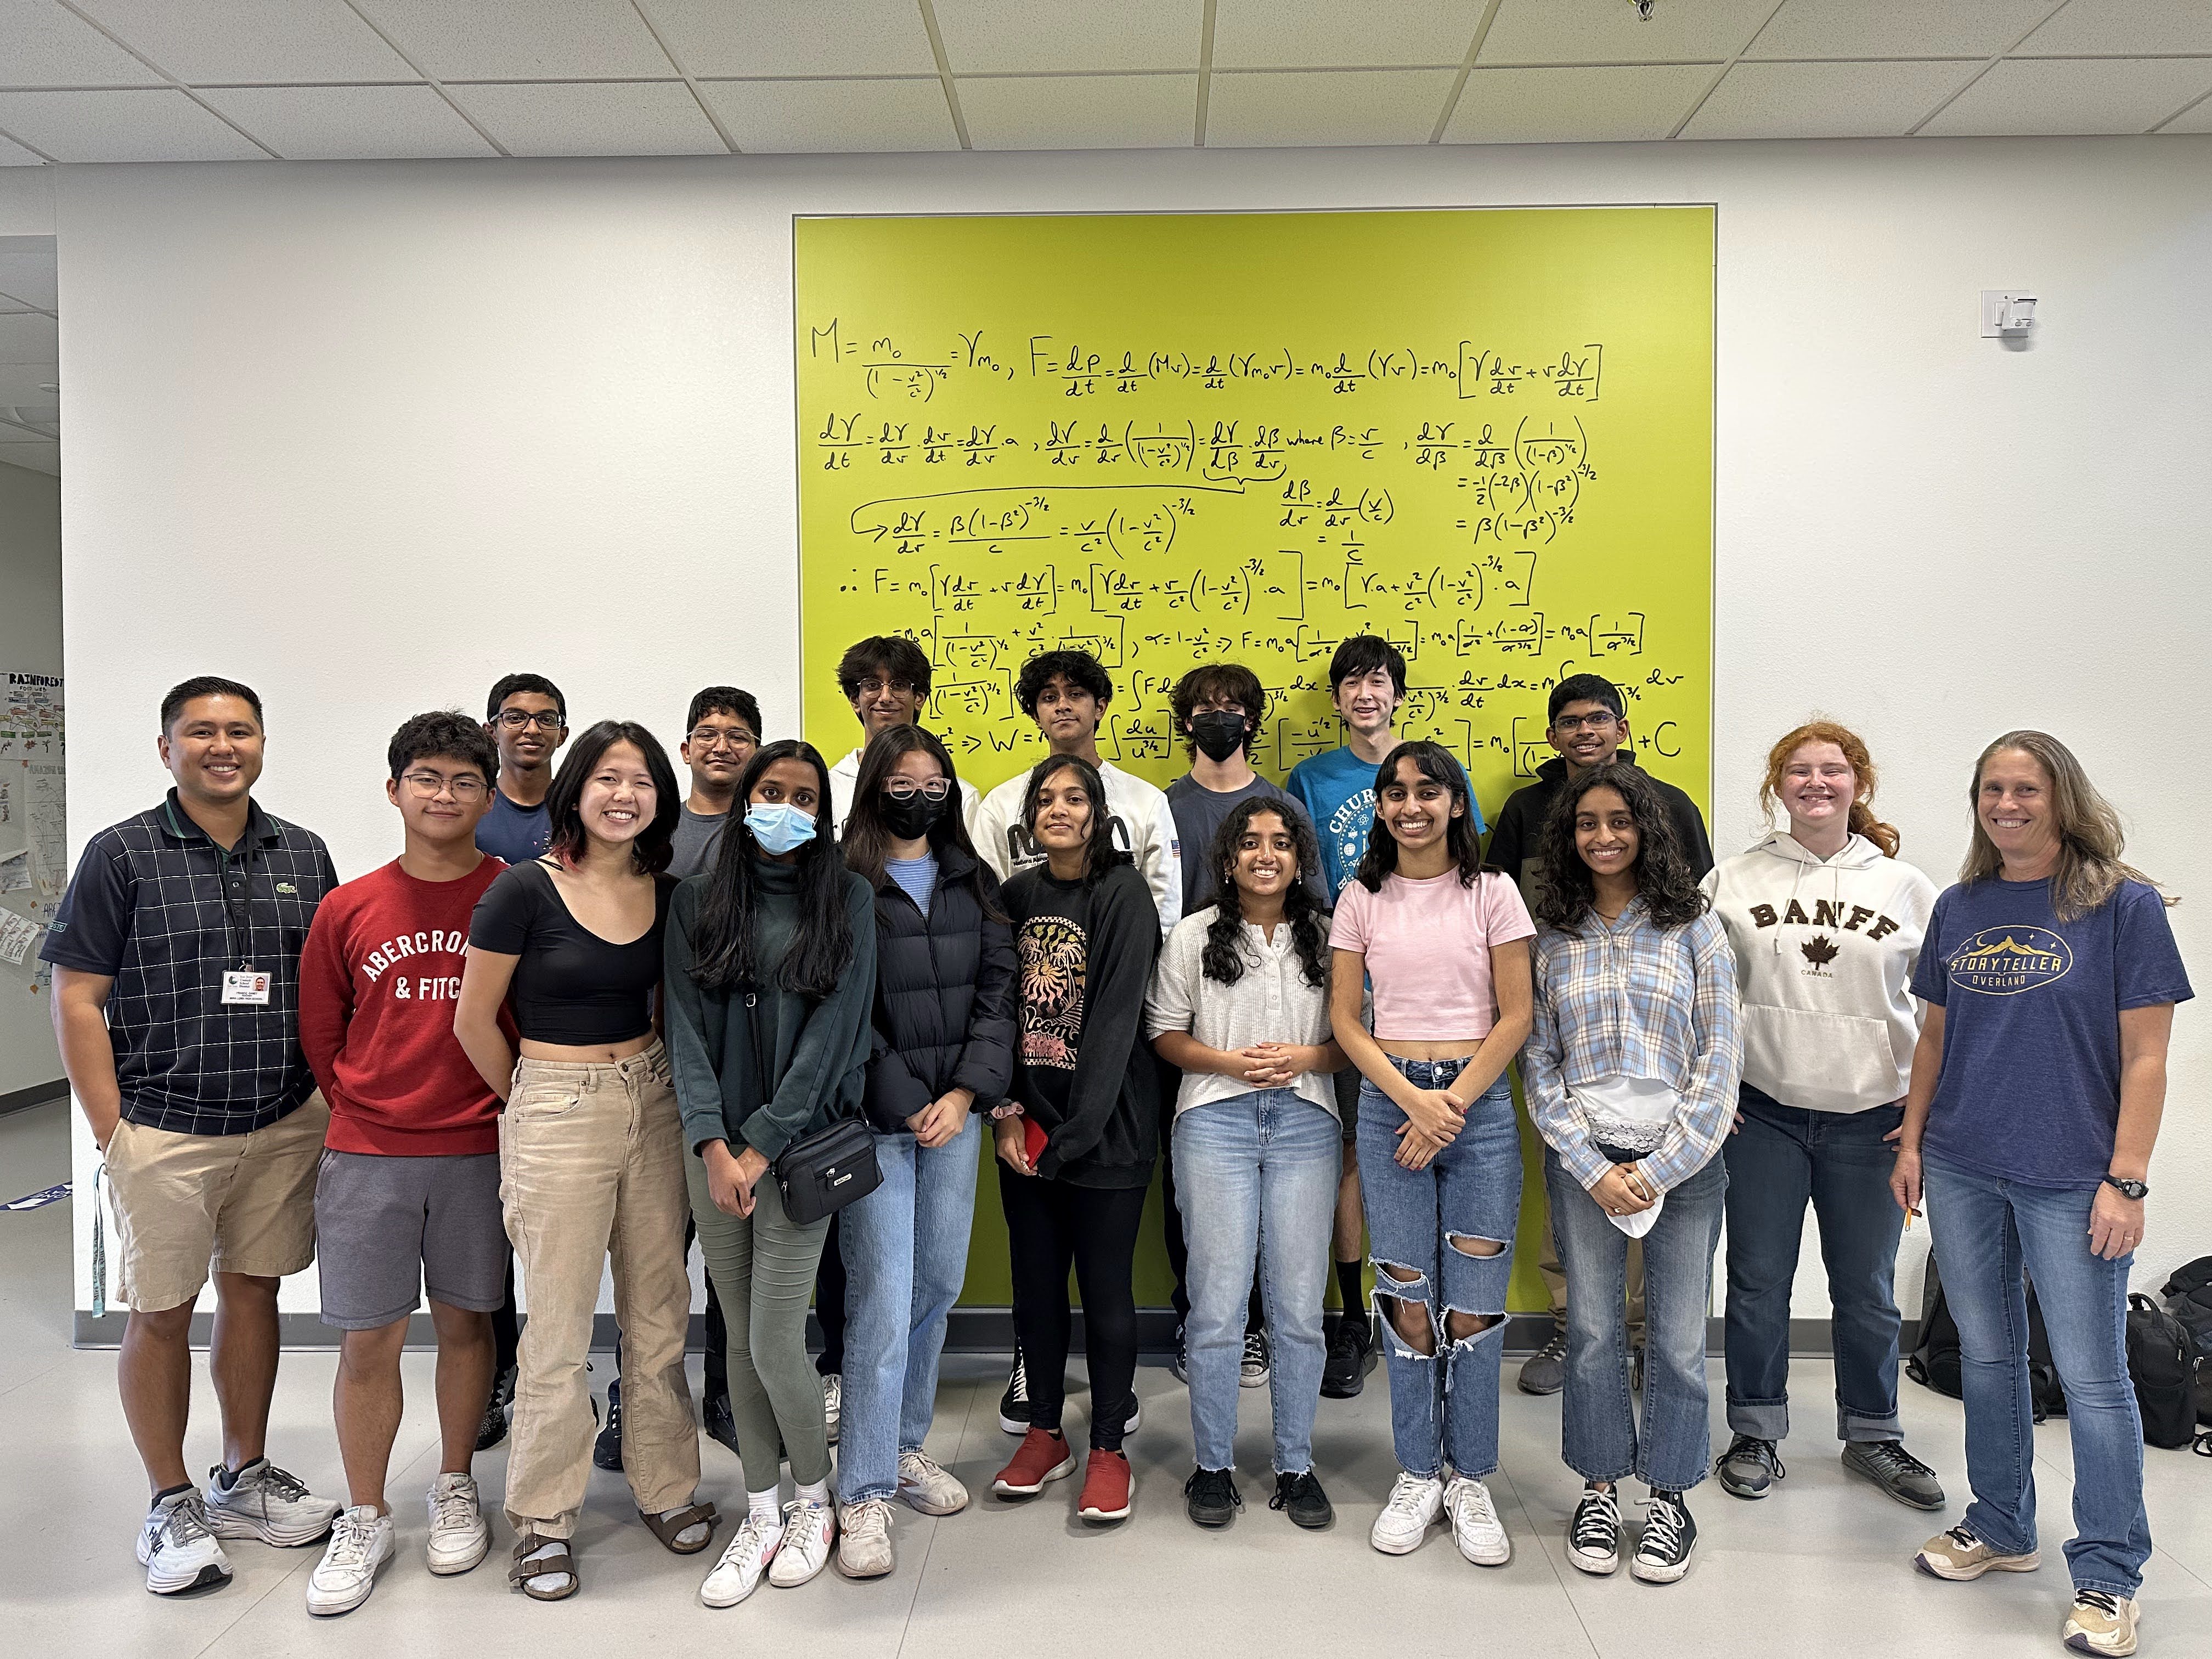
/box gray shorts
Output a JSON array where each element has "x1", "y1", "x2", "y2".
[{"x1": 314, "y1": 1149, "x2": 506, "y2": 1330}]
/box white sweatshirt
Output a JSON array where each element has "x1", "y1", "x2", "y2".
[
  {"x1": 1700, "y1": 831, "x2": 1937, "y2": 1114},
  {"x1": 969, "y1": 760, "x2": 1184, "y2": 936}
]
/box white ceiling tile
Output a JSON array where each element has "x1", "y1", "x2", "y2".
[
  {"x1": 2160, "y1": 89, "x2": 2212, "y2": 130},
  {"x1": 0, "y1": 363, "x2": 59, "y2": 400},
  {"x1": 960, "y1": 72, "x2": 1195, "y2": 149},
  {"x1": 0, "y1": 0, "x2": 160, "y2": 88},
  {"x1": 640, "y1": 0, "x2": 938, "y2": 77},
  {"x1": 0, "y1": 442, "x2": 60, "y2": 475},
  {"x1": 1477, "y1": 0, "x2": 1774, "y2": 65},
  {"x1": 447, "y1": 79, "x2": 725, "y2": 154},
  {"x1": 0, "y1": 87, "x2": 264, "y2": 159},
  {"x1": 67, "y1": 0, "x2": 418, "y2": 84},
  {"x1": 2017, "y1": 0, "x2": 2212, "y2": 57},
  {"x1": 1205, "y1": 67, "x2": 1457, "y2": 146},
  {"x1": 350, "y1": 0, "x2": 675, "y2": 81},
  {"x1": 697, "y1": 76, "x2": 958, "y2": 151},
  {"x1": 0, "y1": 129, "x2": 46, "y2": 163},
  {"x1": 1746, "y1": 0, "x2": 2059, "y2": 60},
  {"x1": 198, "y1": 84, "x2": 492, "y2": 157},
  {"x1": 0, "y1": 310, "x2": 59, "y2": 359},
  {"x1": 1921, "y1": 55, "x2": 2212, "y2": 134},
  {"x1": 1682, "y1": 58, "x2": 1979, "y2": 139},
  {"x1": 0, "y1": 238, "x2": 56, "y2": 308},
  {"x1": 1446, "y1": 62, "x2": 1712, "y2": 142},
  {"x1": 932, "y1": 0, "x2": 1201, "y2": 74},
  {"x1": 1210, "y1": 0, "x2": 1480, "y2": 69}
]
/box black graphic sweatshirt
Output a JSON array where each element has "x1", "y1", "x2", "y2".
[{"x1": 1003, "y1": 859, "x2": 1162, "y2": 1189}]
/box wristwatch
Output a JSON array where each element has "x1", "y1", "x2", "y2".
[{"x1": 2102, "y1": 1175, "x2": 2149, "y2": 1201}]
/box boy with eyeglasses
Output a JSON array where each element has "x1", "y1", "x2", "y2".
[
  {"x1": 1484, "y1": 672, "x2": 1713, "y2": 1398},
  {"x1": 669, "y1": 685, "x2": 761, "y2": 879},
  {"x1": 294, "y1": 712, "x2": 511, "y2": 1614},
  {"x1": 475, "y1": 673, "x2": 568, "y2": 867},
  {"x1": 829, "y1": 636, "x2": 977, "y2": 834}
]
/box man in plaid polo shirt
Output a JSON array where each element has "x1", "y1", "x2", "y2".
[{"x1": 45, "y1": 676, "x2": 344, "y2": 1595}]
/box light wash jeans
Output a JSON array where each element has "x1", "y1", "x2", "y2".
[
  {"x1": 1923, "y1": 1154, "x2": 2149, "y2": 1597},
  {"x1": 836, "y1": 1111, "x2": 981, "y2": 1503},
  {"x1": 1358, "y1": 1062, "x2": 1521, "y2": 1481},
  {"x1": 1173, "y1": 1088, "x2": 1340, "y2": 1474}
]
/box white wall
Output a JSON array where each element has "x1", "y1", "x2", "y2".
[
  {"x1": 0, "y1": 456, "x2": 63, "y2": 1102},
  {"x1": 53, "y1": 137, "x2": 2211, "y2": 1320}
]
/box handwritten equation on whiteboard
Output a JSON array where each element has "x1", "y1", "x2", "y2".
[{"x1": 794, "y1": 210, "x2": 1714, "y2": 812}]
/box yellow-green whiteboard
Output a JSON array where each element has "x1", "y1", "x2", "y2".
[{"x1": 794, "y1": 208, "x2": 1714, "y2": 1311}]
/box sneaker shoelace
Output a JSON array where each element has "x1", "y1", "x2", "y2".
[
  {"x1": 431, "y1": 1480, "x2": 477, "y2": 1531},
  {"x1": 846, "y1": 1499, "x2": 890, "y2": 1542},
  {"x1": 1571, "y1": 1489, "x2": 1620, "y2": 1553},
  {"x1": 323, "y1": 1511, "x2": 380, "y2": 1568},
  {"x1": 1640, "y1": 1494, "x2": 1688, "y2": 1559},
  {"x1": 719, "y1": 1517, "x2": 772, "y2": 1572},
  {"x1": 1454, "y1": 1481, "x2": 1500, "y2": 1530},
  {"x1": 783, "y1": 1500, "x2": 832, "y2": 1552},
  {"x1": 1382, "y1": 1473, "x2": 1437, "y2": 1521},
  {"x1": 252, "y1": 1463, "x2": 313, "y2": 1504},
  {"x1": 1187, "y1": 1470, "x2": 1241, "y2": 1509},
  {"x1": 1720, "y1": 1434, "x2": 1785, "y2": 1480},
  {"x1": 1268, "y1": 1473, "x2": 1318, "y2": 1513},
  {"x1": 1941, "y1": 1525, "x2": 1983, "y2": 1553},
  {"x1": 1242, "y1": 1333, "x2": 1267, "y2": 1368},
  {"x1": 1537, "y1": 1328, "x2": 1568, "y2": 1362},
  {"x1": 2075, "y1": 1591, "x2": 2122, "y2": 1618},
  {"x1": 1008, "y1": 1356, "x2": 1027, "y2": 1400},
  {"x1": 157, "y1": 1495, "x2": 216, "y2": 1552},
  {"x1": 1858, "y1": 1440, "x2": 1932, "y2": 1480}
]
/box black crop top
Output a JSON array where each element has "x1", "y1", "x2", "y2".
[{"x1": 469, "y1": 861, "x2": 673, "y2": 1046}]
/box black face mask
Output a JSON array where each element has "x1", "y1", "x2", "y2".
[
  {"x1": 1189, "y1": 710, "x2": 1250, "y2": 763},
  {"x1": 881, "y1": 791, "x2": 947, "y2": 840}
]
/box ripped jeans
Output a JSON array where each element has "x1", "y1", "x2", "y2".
[{"x1": 1356, "y1": 1062, "x2": 1520, "y2": 1481}]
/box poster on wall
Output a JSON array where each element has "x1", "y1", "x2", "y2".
[{"x1": 0, "y1": 674, "x2": 64, "y2": 990}]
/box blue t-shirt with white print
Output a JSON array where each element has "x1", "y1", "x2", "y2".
[
  {"x1": 1287, "y1": 744, "x2": 1486, "y2": 900},
  {"x1": 1912, "y1": 876, "x2": 2190, "y2": 1189}
]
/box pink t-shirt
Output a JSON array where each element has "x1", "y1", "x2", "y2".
[{"x1": 1328, "y1": 870, "x2": 1537, "y2": 1040}]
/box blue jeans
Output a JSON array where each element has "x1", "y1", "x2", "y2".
[
  {"x1": 835, "y1": 1112, "x2": 981, "y2": 1503},
  {"x1": 1545, "y1": 1144, "x2": 1725, "y2": 1493},
  {"x1": 1722, "y1": 1086, "x2": 1906, "y2": 1443},
  {"x1": 1173, "y1": 1088, "x2": 1340, "y2": 1474},
  {"x1": 1923, "y1": 1154, "x2": 2148, "y2": 1596},
  {"x1": 1357, "y1": 1062, "x2": 1520, "y2": 1481}
]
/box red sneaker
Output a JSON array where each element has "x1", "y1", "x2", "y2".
[
  {"x1": 1078, "y1": 1449, "x2": 1132, "y2": 1522},
  {"x1": 992, "y1": 1429, "x2": 1076, "y2": 1498}
]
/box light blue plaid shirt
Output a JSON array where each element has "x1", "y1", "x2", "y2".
[{"x1": 1523, "y1": 899, "x2": 1742, "y2": 1194}]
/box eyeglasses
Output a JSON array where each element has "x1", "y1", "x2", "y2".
[
  {"x1": 855, "y1": 678, "x2": 917, "y2": 698},
  {"x1": 1551, "y1": 711, "x2": 1620, "y2": 734},
  {"x1": 401, "y1": 771, "x2": 488, "y2": 800},
  {"x1": 884, "y1": 779, "x2": 953, "y2": 803},
  {"x1": 689, "y1": 727, "x2": 757, "y2": 752},
  {"x1": 494, "y1": 710, "x2": 564, "y2": 732}
]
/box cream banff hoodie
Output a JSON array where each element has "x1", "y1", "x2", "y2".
[{"x1": 1700, "y1": 832, "x2": 1938, "y2": 1114}]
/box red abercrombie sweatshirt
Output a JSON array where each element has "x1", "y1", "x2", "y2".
[{"x1": 299, "y1": 856, "x2": 510, "y2": 1155}]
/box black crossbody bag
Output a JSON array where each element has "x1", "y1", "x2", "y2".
[{"x1": 740, "y1": 986, "x2": 881, "y2": 1226}]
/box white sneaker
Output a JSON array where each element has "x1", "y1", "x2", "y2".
[
  {"x1": 896, "y1": 1449, "x2": 970, "y2": 1516},
  {"x1": 2062, "y1": 1590, "x2": 2139, "y2": 1656},
  {"x1": 1369, "y1": 1470, "x2": 1446, "y2": 1555},
  {"x1": 137, "y1": 1489, "x2": 233, "y2": 1595},
  {"x1": 768, "y1": 1499, "x2": 836, "y2": 1588},
  {"x1": 204, "y1": 1458, "x2": 341, "y2": 1547},
  {"x1": 699, "y1": 1516, "x2": 780, "y2": 1609},
  {"x1": 835, "y1": 1498, "x2": 894, "y2": 1579},
  {"x1": 822, "y1": 1374, "x2": 842, "y2": 1446},
  {"x1": 425, "y1": 1471, "x2": 489, "y2": 1575},
  {"x1": 1445, "y1": 1475, "x2": 1511, "y2": 1566},
  {"x1": 304, "y1": 1506, "x2": 395, "y2": 1617}
]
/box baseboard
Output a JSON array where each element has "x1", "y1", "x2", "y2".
[
  {"x1": 0, "y1": 1078, "x2": 66, "y2": 1118},
  {"x1": 75, "y1": 1307, "x2": 1862, "y2": 1357}
]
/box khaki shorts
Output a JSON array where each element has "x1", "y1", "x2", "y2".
[{"x1": 102, "y1": 1092, "x2": 329, "y2": 1313}]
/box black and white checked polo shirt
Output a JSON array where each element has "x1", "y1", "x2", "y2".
[{"x1": 41, "y1": 789, "x2": 338, "y2": 1136}]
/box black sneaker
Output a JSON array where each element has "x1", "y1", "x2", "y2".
[
  {"x1": 1715, "y1": 1433, "x2": 1785, "y2": 1500},
  {"x1": 1239, "y1": 1329, "x2": 1271, "y2": 1389},
  {"x1": 592, "y1": 1376, "x2": 624, "y2": 1471},
  {"x1": 1842, "y1": 1439, "x2": 1946, "y2": 1511},
  {"x1": 1269, "y1": 1470, "x2": 1334, "y2": 1531},
  {"x1": 1183, "y1": 1467, "x2": 1242, "y2": 1529},
  {"x1": 998, "y1": 1347, "x2": 1029, "y2": 1436},
  {"x1": 1321, "y1": 1316, "x2": 1376, "y2": 1400},
  {"x1": 1170, "y1": 1325, "x2": 1189, "y2": 1385},
  {"x1": 1631, "y1": 1489, "x2": 1697, "y2": 1583},
  {"x1": 1567, "y1": 1483, "x2": 1621, "y2": 1576},
  {"x1": 1516, "y1": 1322, "x2": 1567, "y2": 1396},
  {"x1": 704, "y1": 1392, "x2": 738, "y2": 1457},
  {"x1": 475, "y1": 1364, "x2": 516, "y2": 1452}
]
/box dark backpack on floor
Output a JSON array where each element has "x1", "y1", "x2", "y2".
[
  {"x1": 2125, "y1": 1293, "x2": 2198, "y2": 1449},
  {"x1": 1904, "y1": 1250, "x2": 2065, "y2": 1422},
  {"x1": 2162, "y1": 1257, "x2": 2212, "y2": 1426}
]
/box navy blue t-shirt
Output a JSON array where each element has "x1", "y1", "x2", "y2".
[
  {"x1": 476, "y1": 788, "x2": 551, "y2": 867},
  {"x1": 1912, "y1": 876, "x2": 2191, "y2": 1188}
]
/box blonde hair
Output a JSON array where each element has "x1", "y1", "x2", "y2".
[
  {"x1": 1963, "y1": 730, "x2": 2169, "y2": 921},
  {"x1": 1759, "y1": 719, "x2": 1900, "y2": 859}
]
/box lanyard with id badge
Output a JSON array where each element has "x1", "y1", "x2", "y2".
[{"x1": 218, "y1": 839, "x2": 272, "y2": 1005}]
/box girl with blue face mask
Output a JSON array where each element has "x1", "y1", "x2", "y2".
[{"x1": 662, "y1": 739, "x2": 878, "y2": 1608}]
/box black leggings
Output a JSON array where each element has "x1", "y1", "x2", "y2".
[{"x1": 998, "y1": 1164, "x2": 1147, "y2": 1451}]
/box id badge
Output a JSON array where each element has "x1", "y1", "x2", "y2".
[{"x1": 221, "y1": 969, "x2": 272, "y2": 1006}]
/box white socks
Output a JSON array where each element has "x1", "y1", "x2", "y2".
[
  {"x1": 521, "y1": 1537, "x2": 569, "y2": 1596},
  {"x1": 748, "y1": 1487, "x2": 782, "y2": 1543},
  {"x1": 657, "y1": 1504, "x2": 711, "y2": 1549},
  {"x1": 794, "y1": 1479, "x2": 831, "y2": 1511}
]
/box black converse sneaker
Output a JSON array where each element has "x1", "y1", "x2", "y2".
[
  {"x1": 1632, "y1": 1489, "x2": 1697, "y2": 1583},
  {"x1": 998, "y1": 1346, "x2": 1029, "y2": 1436},
  {"x1": 1566, "y1": 1484, "x2": 1622, "y2": 1576}
]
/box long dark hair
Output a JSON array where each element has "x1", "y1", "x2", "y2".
[
  {"x1": 1201, "y1": 799, "x2": 1328, "y2": 989},
  {"x1": 1533, "y1": 761, "x2": 1707, "y2": 932},
  {"x1": 1353, "y1": 740, "x2": 1485, "y2": 891},
  {"x1": 1022, "y1": 753, "x2": 1128, "y2": 884},
  {"x1": 843, "y1": 725, "x2": 1006, "y2": 923},
  {"x1": 544, "y1": 720, "x2": 678, "y2": 874},
  {"x1": 690, "y1": 740, "x2": 855, "y2": 996}
]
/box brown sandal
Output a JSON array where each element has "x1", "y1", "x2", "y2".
[
  {"x1": 639, "y1": 1501, "x2": 720, "y2": 1555},
  {"x1": 509, "y1": 1532, "x2": 578, "y2": 1600}
]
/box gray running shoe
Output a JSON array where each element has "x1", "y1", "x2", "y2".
[
  {"x1": 1516, "y1": 1322, "x2": 1567, "y2": 1396},
  {"x1": 1843, "y1": 1440, "x2": 1945, "y2": 1511},
  {"x1": 1716, "y1": 1434, "x2": 1785, "y2": 1500}
]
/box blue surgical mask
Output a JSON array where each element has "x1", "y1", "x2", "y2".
[{"x1": 744, "y1": 802, "x2": 818, "y2": 855}]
